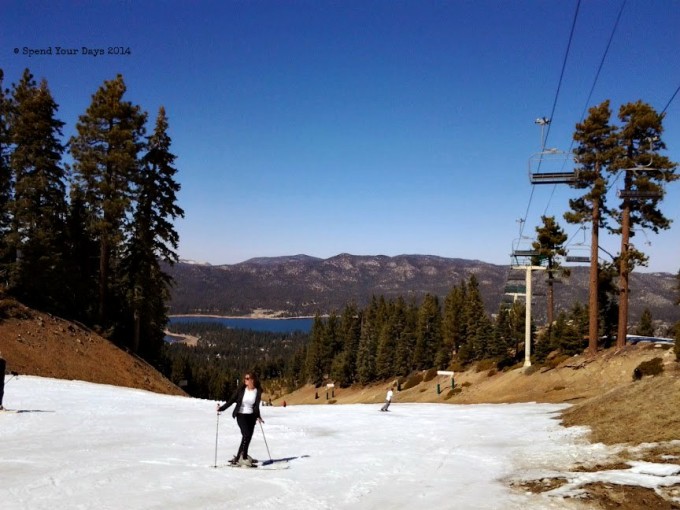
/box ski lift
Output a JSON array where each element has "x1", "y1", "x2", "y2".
[
  {"x1": 565, "y1": 253, "x2": 590, "y2": 263},
  {"x1": 504, "y1": 283, "x2": 526, "y2": 294},
  {"x1": 528, "y1": 118, "x2": 576, "y2": 184},
  {"x1": 617, "y1": 189, "x2": 662, "y2": 200},
  {"x1": 506, "y1": 269, "x2": 525, "y2": 281},
  {"x1": 528, "y1": 148, "x2": 576, "y2": 184},
  {"x1": 510, "y1": 249, "x2": 540, "y2": 268},
  {"x1": 564, "y1": 226, "x2": 590, "y2": 264},
  {"x1": 616, "y1": 137, "x2": 665, "y2": 200}
]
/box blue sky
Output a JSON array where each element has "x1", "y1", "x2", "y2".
[{"x1": 2, "y1": 1, "x2": 679, "y2": 273}]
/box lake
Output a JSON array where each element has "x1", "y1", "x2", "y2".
[{"x1": 167, "y1": 315, "x2": 314, "y2": 333}]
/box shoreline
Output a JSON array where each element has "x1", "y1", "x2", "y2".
[{"x1": 168, "y1": 313, "x2": 318, "y2": 320}]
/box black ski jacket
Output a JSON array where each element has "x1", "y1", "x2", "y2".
[{"x1": 218, "y1": 385, "x2": 262, "y2": 419}]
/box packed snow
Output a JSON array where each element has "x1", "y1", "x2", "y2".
[{"x1": 2, "y1": 376, "x2": 680, "y2": 509}]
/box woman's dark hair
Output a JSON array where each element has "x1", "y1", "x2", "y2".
[{"x1": 245, "y1": 371, "x2": 262, "y2": 390}]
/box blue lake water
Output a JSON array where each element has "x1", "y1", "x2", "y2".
[{"x1": 168, "y1": 316, "x2": 313, "y2": 333}]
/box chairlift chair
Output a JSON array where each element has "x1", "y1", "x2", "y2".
[
  {"x1": 528, "y1": 149, "x2": 577, "y2": 184},
  {"x1": 617, "y1": 189, "x2": 663, "y2": 200}
]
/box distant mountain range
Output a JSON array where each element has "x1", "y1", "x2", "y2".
[{"x1": 166, "y1": 254, "x2": 679, "y2": 325}]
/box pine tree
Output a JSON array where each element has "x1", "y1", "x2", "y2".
[
  {"x1": 375, "y1": 300, "x2": 398, "y2": 379},
  {"x1": 458, "y1": 275, "x2": 490, "y2": 363},
  {"x1": 121, "y1": 106, "x2": 184, "y2": 358},
  {"x1": 7, "y1": 70, "x2": 69, "y2": 313},
  {"x1": 356, "y1": 297, "x2": 380, "y2": 384},
  {"x1": 597, "y1": 261, "x2": 619, "y2": 341},
  {"x1": 413, "y1": 293, "x2": 441, "y2": 370},
  {"x1": 305, "y1": 313, "x2": 326, "y2": 386},
  {"x1": 393, "y1": 298, "x2": 417, "y2": 376},
  {"x1": 565, "y1": 100, "x2": 620, "y2": 355},
  {"x1": 333, "y1": 303, "x2": 361, "y2": 386},
  {"x1": 635, "y1": 308, "x2": 654, "y2": 337},
  {"x1": 70, "y1": 74, "x2": 146, "y2": 329},
  {"x1": 532, "y1": 216, "x2": 568, "y2": 331},
  {"x1": 0, "y1": 70, "x2": 12, "y2": 278},
  {"x1": 65, "y1": 184, "x2": 99, "y2": 321},
  {"x1": 440, "y1": 284, "x2": 465, "y2": 366},
  {"x1": 609, "y1": 101, "x2": 677, "y2": 348}
]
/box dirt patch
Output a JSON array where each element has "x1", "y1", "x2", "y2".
[
  {"x1": 571, "y1": 482, "x2": 680, "y2": 509},
  {"x1": 0, "y1": 298, "x2": 184, "y2": 396}
]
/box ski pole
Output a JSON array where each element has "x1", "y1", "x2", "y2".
[
  {"x1": 4, "y1": 373, "x2": 18, "y2": 385},
  {"x1": 213, "y1": 411, "x2": 220, "y2": 468},
  {"x1": 259, "y1": 421, "x2": 273, "y2": 465}
]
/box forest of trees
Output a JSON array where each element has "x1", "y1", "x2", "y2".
[
  {"x1": 0, "y1": 68, "x2": 183, "y2": 362},
  {"x1": 163, "y1": 274, "x2": 613, "y2": 400}
]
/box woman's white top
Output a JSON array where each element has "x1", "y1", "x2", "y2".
[{"x1": 239, "y1": 388, "x2": 257, "y2": 414}]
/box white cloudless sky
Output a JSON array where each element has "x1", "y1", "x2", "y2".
[
  {"x1": 2, "y1": 1, "x2": 679, "y2": 272},
  {"x1": 4, "y1": 376, "x2": 680, "y2": 509}
]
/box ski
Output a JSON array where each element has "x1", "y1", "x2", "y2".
[{"x1": 217, "y1": 462, "x2": 290, "y2": 470}]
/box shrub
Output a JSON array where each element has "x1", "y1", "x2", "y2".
[
  {"x1": 401, "y1": 373, "x2": 423, "y2": 390},
  {"x1": 475, "y1": 359, "x2": 496, "y2": 372},
  {"x1": 419, "y1": 388, "x2": 426, "y2": 392},
  {"x1": 461, "y1": 381, "x2": 472, "y2": 388},
  {"x1": 487, "y1": 369, "x2": 497, "y2": 377},
  {"x1": 444, "y1": 388, "x2": 462, "y2": 399},
  {"x1": 327, "y1": 399, "x2": 337, "y2": 405},
  {"x1": 423, "y1": 368, "x2": 438, "y2": 382},
  {"x1": 633, "y1": 357, "x2": 664, "y2": 380}
]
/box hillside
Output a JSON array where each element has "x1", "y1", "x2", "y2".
[
  {"x1": 0, "y1": 297, "x2": 184, "y2": 396},
  {"x1": 166, "y1": 254, "x2": 679, "y2": 325}
]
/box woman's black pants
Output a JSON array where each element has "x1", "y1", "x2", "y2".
[{"x1": 236, "y1": 413, "x2": 257, "y2": 458}]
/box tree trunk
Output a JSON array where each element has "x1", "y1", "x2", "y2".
[
  {"x1": 98, "y1": 237, "x2": 108, "y2": 325},
  {"x1": 588, "y1": 187, "x2": 600, "y2": 356},
  {"x1": 617, "y1": 201, "x2": 631, "y2": 348}
]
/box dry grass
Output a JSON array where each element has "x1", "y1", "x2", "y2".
[{"x1": 562, "y1": 358, "x2": 680, "y2": 445}]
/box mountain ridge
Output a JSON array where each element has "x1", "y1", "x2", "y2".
[{"x1": 167, "y1": 253, "x2": 679, "y2": 326}]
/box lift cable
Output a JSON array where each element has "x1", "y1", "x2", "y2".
[
  {"x1": 542, "y1": 0, "x2": 626, "y2": 217},
  {"x1": 517, "y1": 0, "x2": 582, "y2": 246}
]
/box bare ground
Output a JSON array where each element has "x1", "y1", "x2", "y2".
[{"x1": 0, "y1": 297, "x2": 184, "y2": 396}]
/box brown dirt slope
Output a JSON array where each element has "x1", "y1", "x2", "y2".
[{"x1": 0, "y1": 297, "x2": 184, "y2": 396}]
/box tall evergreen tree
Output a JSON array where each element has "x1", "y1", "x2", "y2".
[
  {"x1": 532, "y1": 215, "x2": 568, "y2": 330},
  {"x1": 305, "y1": 313, "x2": 326, "y2": 386},
  {"x1": 356, "y1": 297, "x2": 380, "y2": 384},
  {"x1": 393, "y1": 298, "x2": 417, "y2": 376},
  {"x1": 440, "y1": 283, "x2": 465, "y2": 366},
  {"x1": 0, "y1": 70, "x2": 12, "y2": 280},
  {"x1": 609, "y1": 101, "x2": 677, "y2": 348},
  {"x1": 565, "y1": 100, "x2": 620, "y2": 355},
  {"x1": 65, "y1": 184, "x2": 99, "y2": 321},
  {"x1": 635, "y1": 308, "x2": 654, "y2": 336},
  {"x1": 121, "y1": 107, "x2": 184, "y2": 358},
  {"x1": 375, "y1": 300, "x2": 398, "y2": 379},
  {"x1": 70, "y1": 74, "x2": 146, "y2": 330},
  {"x1": 458, "y1": 275, "x2": 490, "y2": 363},
  {"x1": 413, "y1": 293, "x2": 441, "y2": 369},
  {"x1": 7, "y1": 70, "x2": 69, "y2": 313},
  {"x1": 332, "y1": 303, "x2": 361, "y2": 387}
]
